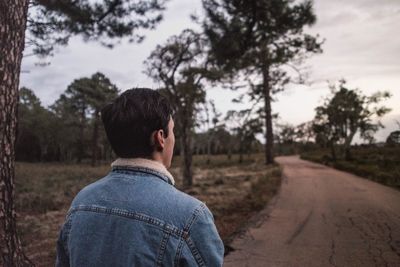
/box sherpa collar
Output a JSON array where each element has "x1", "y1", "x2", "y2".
[{"x1": 111, "y1": 158, "x2": 175, "y2": 185}]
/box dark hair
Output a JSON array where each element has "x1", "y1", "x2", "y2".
[{"x1": 101, "y1": 88, "x2": 173, "y2": 158}]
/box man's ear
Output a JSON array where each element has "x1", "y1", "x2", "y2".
[{"x1": 153, "y1": 129, "x2": 165, "y2": 151}]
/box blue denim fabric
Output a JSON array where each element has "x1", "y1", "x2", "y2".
[{"x1": 56, "y1": 166, "x2": 224, "y2": 266}]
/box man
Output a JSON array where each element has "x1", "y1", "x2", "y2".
[{"x1": 56, "y1": 88, "x2": 224, "y2": 266}]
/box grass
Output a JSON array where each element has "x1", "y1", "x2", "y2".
[
  {"x1": 15, "y1": 153, "x2": 281, "y2": 266},
  {"x1": 301, "y1": 146, "x2": 400, "y2": 189},
  {"x1": 15, "y1": 162, "x2": 109, "y2": 213}
]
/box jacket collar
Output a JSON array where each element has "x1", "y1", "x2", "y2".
[{"x1": 111, "y1": 158, "x2": 175, "y2": 186}]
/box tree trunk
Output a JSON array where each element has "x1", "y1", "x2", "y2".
[
  {"x1": 262, "y1": 64, "x2": 274, "y2": 164},
  {"x1": 77, "y1": 109, "x2": 86, "y2": 164},
  {"x1": 330, "y1": 141, "x2": 337, "y2": 161},
  {"x1": 238, "y1": 151, "x2": 243, "y2": 163},
  {"x1": 91, "y1": 110, "x2": 100, "y2": 167},
  {"x1": 180, "y1": 127, "x2": 193, "y2": 188},
  {"x1": 238, "y1": 137, "x2": 243, "y2": 164},
  {"x1": 0, "y1": 0, "x2": 34, "y2": 265},
  {"x1": 344, "y1": 131, "x2": 355, "y2": 161},
  {"x1": 227, "y1": 148, "x2": 232, "y2": 161},
  {"x1": 247, "y1": 141, "x2": 252, "y2": 158},
  {"x1": 344, "y1": 143, "x2": 352, "y2": 161},
  {"x1": 206, "y1": 135, "x2": 211, "y2": 165}
]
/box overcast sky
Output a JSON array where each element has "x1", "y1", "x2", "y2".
[{"x1": 20, "y1": 0, "x2": 400, "y2": 142}]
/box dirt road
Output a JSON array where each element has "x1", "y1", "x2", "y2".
[{"x1": 224, "y1": 156, "x2": 400, "y2": 266}]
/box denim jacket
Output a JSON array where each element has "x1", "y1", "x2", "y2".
[{"x1": 56, "y1": 159, "x2": 224, "y2": 267}]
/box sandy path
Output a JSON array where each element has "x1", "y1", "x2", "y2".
[{"x1": 224, "y1": 156, "x2": 400, "y2": 266}]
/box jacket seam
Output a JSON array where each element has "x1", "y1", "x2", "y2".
[
  {"x1": 184, "y1": 203, "x2": 205, "y2": 232},
  {"x1": 174, "y1": 238, "x2": 186, "y2": 267},
  {"x1": 62, "y1": 214, "x2": 73, "y2": 260},
  {"x1": 68, "y1": 205, "x2": 183, "y2": 238},
  {"x1": 185, "y1": 237, "x2": 206, "y2": 267},
  {"x1": 156, "y1": 227, "x2": 172, "y2": 266},
  {"x1": 174, "y1": 203, "x2": 207, "y2": 266}
]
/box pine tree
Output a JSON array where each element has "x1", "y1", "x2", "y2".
[{"x1": 202, "y1": 0, "x2": 322, "y2": 164}]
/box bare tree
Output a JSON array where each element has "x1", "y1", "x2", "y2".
[{"x1": 144, "y1": 29, "x2": 220, "y2": 187}]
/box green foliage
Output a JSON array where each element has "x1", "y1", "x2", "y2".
[
  {"x1": 191, "y1": 128, "x2": 263, "y2": 161},
  {"x1": 201, "y1": 0, "x2": 323, "y2": 164},
  {"x1": 17, "y1": 88, "x2": 60, "y2": 161},
  {"x1": 27, "y1": 0, "x2": 168, "y2": 56},
  {"x1": 386, "y1": 131, "x2": 400, "y2": 146},
  {"x1": 17, "y1": 73, "x2": 118, "y2": 163},
  {"x1": 225, "y1": 109, "x2": 263, "y2": 162},
  {"x1": 52, "y1": 72, "x2": 118, "y2": 163},
  {"x1": 276, "y1": 123, "x2": 296, "y2": 144},
  {"x1": 295, "y1": 121, "x2": 315, "y2": 143},
  {"x1": 202, "y1": 0, "x2": 322, "y2": 72},
  {"x1": 313, "y1": 80, "x2": 391, "y2": 159},
  {"x1": 273, "y1": 121, "x2": 316, "y2": 156}
]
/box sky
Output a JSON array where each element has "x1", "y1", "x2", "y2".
[{"x1": 20, "y1": 0, "x2": 400, "y2": 142}]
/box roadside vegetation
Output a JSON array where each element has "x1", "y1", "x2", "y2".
[
  {"x1": 301, "y1": 146, "x2": 400, "y2": 190},
  {"x1": 270, "y1": 80, "x2": 399, "y2": 189},
  {"x1": 15, "y1": 153, "x2": 281, "y2": 265},
  {"x1": 298, "y1": 81, "x2": 399, "y2": 189}
]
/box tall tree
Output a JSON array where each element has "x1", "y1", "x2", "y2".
[
  {"x1": 202, "y1": 0, "x2": 322, "y2": 164},
  {"x1": 144, "y1": 29, "x2": 219, "y2": 187},
  {"x1": 51, "y1": 94, "x2": 87, "y2": 162},
  {"x1": 0, "y1": 1, "x2": 168, "y2": 264},
  {"x1": 61, "y1": 81, "x2": 90, "y2": 163},
  {"x1": 81, "y1": 73, "x2": 119, "y2": 166},
  {"x1": 313, "y1": 80, "x2": 391, "y2": 160},
  {"x1": 16, "y1": 87, "x2": 57, "y2": 162},
  {"x1": 225, "y1": 108, "x2": 263, "y2": 163},
  {"x1": 295, "y1": 121, "x2": 315, "y2": 144},
  {"x1": 0, "y1": 1, "x2": 32, "y2": 265},
  {"x1": 276, "y1": 123, "x2": 296, "y2": 145},
  {"x1": 199, "y1": 100, "x2": 222, "y2": 164},
  {"x1": 52, "y1": 73, "x2": 118, "y2": 165}
]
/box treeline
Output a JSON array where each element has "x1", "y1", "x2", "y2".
[
  {"x1": 274, "y1": 80, "x2": 397, "y2": 159},
  {"x1": 17, "y1": 73, "x2": 118, "y2": 164},
  {"x1": 16, "y1": 74, "x2": 263, "y2": 165}
]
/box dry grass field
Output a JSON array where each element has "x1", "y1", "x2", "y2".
[{"x1": 15, "y1": 154, "x2": 281, "y2": 265}]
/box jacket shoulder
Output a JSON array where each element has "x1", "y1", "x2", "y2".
[{"x1": 69, "y1": 171, "x2": 205, "y2": 230}]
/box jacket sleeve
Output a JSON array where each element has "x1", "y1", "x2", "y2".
[
  {"x1": 186, "y1": 204, "x2": 224, "y2": 267},
  {"x1": 55, "y1": 218, "x2": 71, "y2": 267}
]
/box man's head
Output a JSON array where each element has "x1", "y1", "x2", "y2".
[{"x1": 101, "y1": 88, "x2": 175, "y2": 168}]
